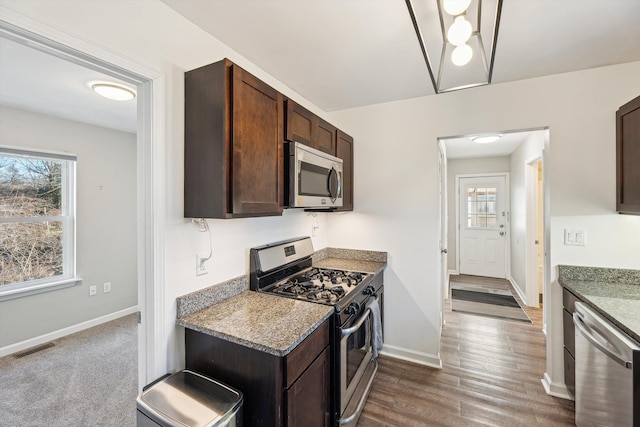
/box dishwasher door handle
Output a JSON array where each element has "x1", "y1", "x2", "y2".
[{"x1": 573, "y1": 311, "x2": 633, "y2": 369}]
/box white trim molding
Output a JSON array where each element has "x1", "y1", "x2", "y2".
[
  {"x1": 379, "y1": 344, "x2": 443, "y2": 369},
  {"x1": 507, "y1": 275, "x2": 528, "y2": 304},
  {"x1": 0, "y1": 306, "x2": 138, "y2": 358},
  {"x1": 541, "y1": 372, "x2": 573, "y2": 400}
]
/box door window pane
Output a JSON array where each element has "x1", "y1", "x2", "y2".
[{"x1": 467, "y1": 186, "x2": 498, "y2": 228}]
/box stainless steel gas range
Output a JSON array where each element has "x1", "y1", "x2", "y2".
[{"x1": 250, "y1": 237, "x2": 383, "y2": 426}]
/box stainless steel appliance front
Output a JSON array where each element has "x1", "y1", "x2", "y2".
[
  {"x1": 574, "y1": 302, "x2": 639, "y2": 427},
  {"x1": 287, "y1": 141, "x2": 343, "y2": 209}
]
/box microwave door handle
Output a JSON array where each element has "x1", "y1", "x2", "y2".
[{"x1": 328, "y1": 167, "x2": 340, "y2": 202}]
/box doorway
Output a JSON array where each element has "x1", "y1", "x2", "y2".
[
  {"x1": 457, "y1": 174, "x2": 508, "y2": 279},
  {"x1": 526, "y1": 158, "x2": 544, "y2": 308},
  {"x1": 0, "y1": 16, "x2": 164, "y2": 391}
]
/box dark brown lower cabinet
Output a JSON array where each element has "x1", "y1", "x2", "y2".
[{"x1": 185, "y1": 319, "x2": 331, "y2": 427}]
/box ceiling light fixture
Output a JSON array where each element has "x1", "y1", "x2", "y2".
[
  {"x1": 472, "y1": 135, "x2": 502, "y2": 144},
  {"x1": 405, "y1": 0, "x2": 503, "y2": 94},
  {"x1": 90, "y1": 82, "x2": 136, "y2": 101},
  {"x1": 442, "y1": 0, "x2": 472, "y2": 16}
]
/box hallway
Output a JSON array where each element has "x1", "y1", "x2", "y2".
[{"x1": 358, "y1": 274, "x2": 575, "y2": 426}]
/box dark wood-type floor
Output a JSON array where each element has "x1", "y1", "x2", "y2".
[{"x1": 357, "y1": 274, "x2": 575, "y2": 426}]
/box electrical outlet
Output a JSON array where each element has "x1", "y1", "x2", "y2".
[
  {"x1": 103, "y1": 282, "x2": 111, "y2": 293},
  {"x1": 196, "y1": 254, "x2": 208, "y2": 276},
  {"x1": 89, "y1": 285, "x2": 97, "y2": 296}
]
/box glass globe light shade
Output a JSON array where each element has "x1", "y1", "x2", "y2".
[
  {"x1": 451, "y1": 44, "x2": 473, "y2": 66},
  {"x1": 447, "y1": 16, "x2": 472, "y2": 46},
  {"x1": 442, "y1": 0, "x2": 472, "y2": 16}
]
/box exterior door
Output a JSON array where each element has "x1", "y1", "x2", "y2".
[{"x1": 458, "y1": 175, "x2": 507, "y2": 278}]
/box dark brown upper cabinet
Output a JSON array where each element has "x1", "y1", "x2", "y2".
[
  {"x1": 616, "y1": 95, "x2": 640, "y2": 214},
  {"x1": 184, "y1": 59, "x2": 284, "y2": 218},
  {"x1": 285, "y1": 99, "x2": 336, "y2": 155},
  {"x1": 336, "y1": 130, "x2": 354, "y2": 211}
]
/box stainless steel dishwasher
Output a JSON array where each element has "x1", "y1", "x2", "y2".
[{"x1": 573, "y1": 302, "x2": 639, "y2": 427}]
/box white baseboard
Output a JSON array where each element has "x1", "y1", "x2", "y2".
[
  {"x1": 541, "y1": 372, "x2": 573, "y2": 400},
  {"x1": 507, "y1": 275, "x2": 528, "y2": 304},
  {"x1": 379, "y1": 344, "x2": 442, "y2": 369},
  {"x1": 0, "y1": 306, "x2": 138, "y2": 358}
]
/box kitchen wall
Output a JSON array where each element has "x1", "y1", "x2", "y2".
[
  {"x1": 0, "y1": 106, "x2": 137, "y2": 350},
  {"x1": 327, "y1": 62, "x2": 640, "y2": 386},
  {"x1": 508, "y1": 131, "x2": 545, "y2": 299},
  {"x1": 3, "y1": 0, "x2": 639, "y2": 394},
  {"x1": 446, "y1": 156, "x2": 510, "y2": 272}
]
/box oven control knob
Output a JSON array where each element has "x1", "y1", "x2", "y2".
[
  {"x1": 363, "y1": 285, "x2": 376, "y2": 296},
  {"x1": 346, "y1": 302, "x2": 361, "y2": 315}
]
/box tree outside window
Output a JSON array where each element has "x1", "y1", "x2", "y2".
[{"x1": 0, "y1": 149, "x2": 76, "y2": 292}]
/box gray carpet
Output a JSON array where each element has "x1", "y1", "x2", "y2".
[{"x1": 0, "y1": 314, "x2": 138, "y2": 427}]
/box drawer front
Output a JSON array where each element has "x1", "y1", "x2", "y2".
[
  {"x1": 285, "y1": 319, "x2": 330, "y2": 387},
  {"x1": 563, "y1": 347, "x2": 575, "y2": 399},
  {"x1": 562, "y1": 288, "x2": 577, "y2": 313},
  {"x1": 563, "y1": 309, "x2": 575, "y2": 357}
]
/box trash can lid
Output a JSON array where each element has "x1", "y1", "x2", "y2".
[{"x1": 137, "y1": 370, "x2": 242, "y2": 427}]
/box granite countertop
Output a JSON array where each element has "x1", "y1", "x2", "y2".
[
  {"x1": 558, "y1": 265, "x2": 640, "y2": 343},
  {"x1": 177, "y1": 291, "x2": 333, "y2": 356}
]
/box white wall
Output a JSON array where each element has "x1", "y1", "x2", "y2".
[
  {"x1": 446, "y1": 156, "x2": 510, "y2": 271},
  {"x1": 0, "y1": 106, "x2": 137, "y2": 348},
  {"x1": 3, "y1": 0, "x2": 640, "y2": 392},
  {"x1": 327, "y1": 62, "x2": 640, "y2": 383},
  {"x1": 508, "y1": 132, "x2": 545, "y2": 296}
]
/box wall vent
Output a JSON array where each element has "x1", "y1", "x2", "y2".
[{"x1": 13, "y1": 342, "x2": 55, "y2": 359}]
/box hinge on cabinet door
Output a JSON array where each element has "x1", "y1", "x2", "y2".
[{"x1": 137, "y1": 311, "x2": 142, "y2": 324}]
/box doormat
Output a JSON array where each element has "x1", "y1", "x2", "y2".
[{"x1": 450, "y1": 283, "x2": 532, "y2": 323}]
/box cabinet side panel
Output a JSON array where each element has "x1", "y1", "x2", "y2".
[
  {"x1": 336, "y1": 130, "x2": 354, "y2": 212},
  {"x1": 184, "y1": 60, "x2": 229, "y2": 218},
  {"x1": 617, "y1": 95, "x2": 640, "y2": 214}
]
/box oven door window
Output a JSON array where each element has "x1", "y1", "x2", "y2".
[{"x1": 299, "y1": 162, "x2": 330, "y2": 197}]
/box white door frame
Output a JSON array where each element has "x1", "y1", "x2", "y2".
[
  {"x1": 1, "y1": 10, "x2": 166, "y2": 388},
  {"x1": 437, "y1": 140, "x2": 448, "y2": 329},
  {"x1": 525, "y1": 155, "x2": 542, "y2": 308},
  {"x1": 455, "y1": 173, "x2": 510, "y2": 279}
]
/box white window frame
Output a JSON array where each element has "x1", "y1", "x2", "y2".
[{"x1": 0, "y1": 146, "x2": 80, "y2": 301}]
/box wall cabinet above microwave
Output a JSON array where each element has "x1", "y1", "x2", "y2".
[
  {"x1": 616, "y1": 95, "x2": 640, "y2": 214},
  {"x1": 184, "y1": 59, "x2": 284, "y2": 218},
  {"x1": 285, "y1": 99, "x2": 336, "y2": 155}
]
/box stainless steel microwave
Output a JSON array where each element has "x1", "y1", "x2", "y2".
[{"x1": 286, "y1": 141, "x2": 343, "y2": 209}]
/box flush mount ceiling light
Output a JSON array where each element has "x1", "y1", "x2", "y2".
[
  {"x1": 472, "y1": 135, "x2": 502, "y2": 144},
  {"x1": 406, "y1": 0, "x2": 503, "y2": 94},
  {"x1": 89, "y1": 81, "x2": 136, "y2": 101}
]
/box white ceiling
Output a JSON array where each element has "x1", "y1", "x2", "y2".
[
  {"x1": 0, "y1": 37, "x2": 137, "y2": 134},
  {"x1": 442, "y1": 130, "x2": 543, "y2": 159},
  {"x1": 1, "y1": 0, "x2": 639, "y2": 137},
  {"x1": 162, "y1": 0, "x2": 640, "y2": 111}
]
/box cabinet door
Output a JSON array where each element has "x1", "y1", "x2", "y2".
[
  {"x1": 315, "y1": 118, "x2": 337, "y2": 155},
  {"x1": 285, "y1": 347, "x2": 330, "y2": 427},
  {"x1": 232, "y1": 65, "x2": 284, "y2": 216},
  {"x1": 286, "y1": 99, "x2": 314, "y2": 147},
  {"x1": 336, "y1": 130, "x2": 354, "y2": 211},
  {"x1": 616, "y1": 95, "x2": 640, "y2": 214}
]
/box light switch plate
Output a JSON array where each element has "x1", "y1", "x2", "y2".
[{"x1": 564, "y1": 228, "x2": 586, "y2": 246}]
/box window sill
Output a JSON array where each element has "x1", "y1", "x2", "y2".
[{"x1": 0, "y1": 277, "x2": 82, "y2": 302}]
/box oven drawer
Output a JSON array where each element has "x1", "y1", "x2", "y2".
[{"x1": 285, "y1": 319, "x2": 330, "y2": 387}]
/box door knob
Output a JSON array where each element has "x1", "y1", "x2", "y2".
[
  {"x1": 499, "y1": 231, "x2": 505, "y2": 236},
  {"x1": 499, "y1": 224, "x2": 504, "y2": 228},
  {"x1": 441, "y1": 249, "x2": 448, "y2": 254}
]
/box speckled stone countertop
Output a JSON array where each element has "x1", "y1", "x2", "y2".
[
  {"x1": 558, "y1": 265, "x2": 640, "y2": 343},
  {"x1": 176, "y1": 246, "x2": 387, "y2": 356},
  {"x1": 177, "y1": 291, "x2": 333, "y2": 356}
]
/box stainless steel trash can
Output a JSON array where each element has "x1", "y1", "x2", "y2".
[{"x1": 136, "y1": 370, "x2": 243, "y2": 427}]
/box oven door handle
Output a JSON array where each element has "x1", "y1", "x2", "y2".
[{"x1": 341, "y1": 308, "x2": 371, "y2": 336}]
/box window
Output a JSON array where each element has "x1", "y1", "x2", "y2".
[
  {"x1": 467, "y1": 187, "x2": 497, "y2": 228},
  {"x1": 0, "y1": 147, "x2": 77, "y2": 300}
]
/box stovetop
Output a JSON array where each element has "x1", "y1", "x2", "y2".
[{"x1": 268, "y1": 267, "x2": 369, "y2": 305}]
